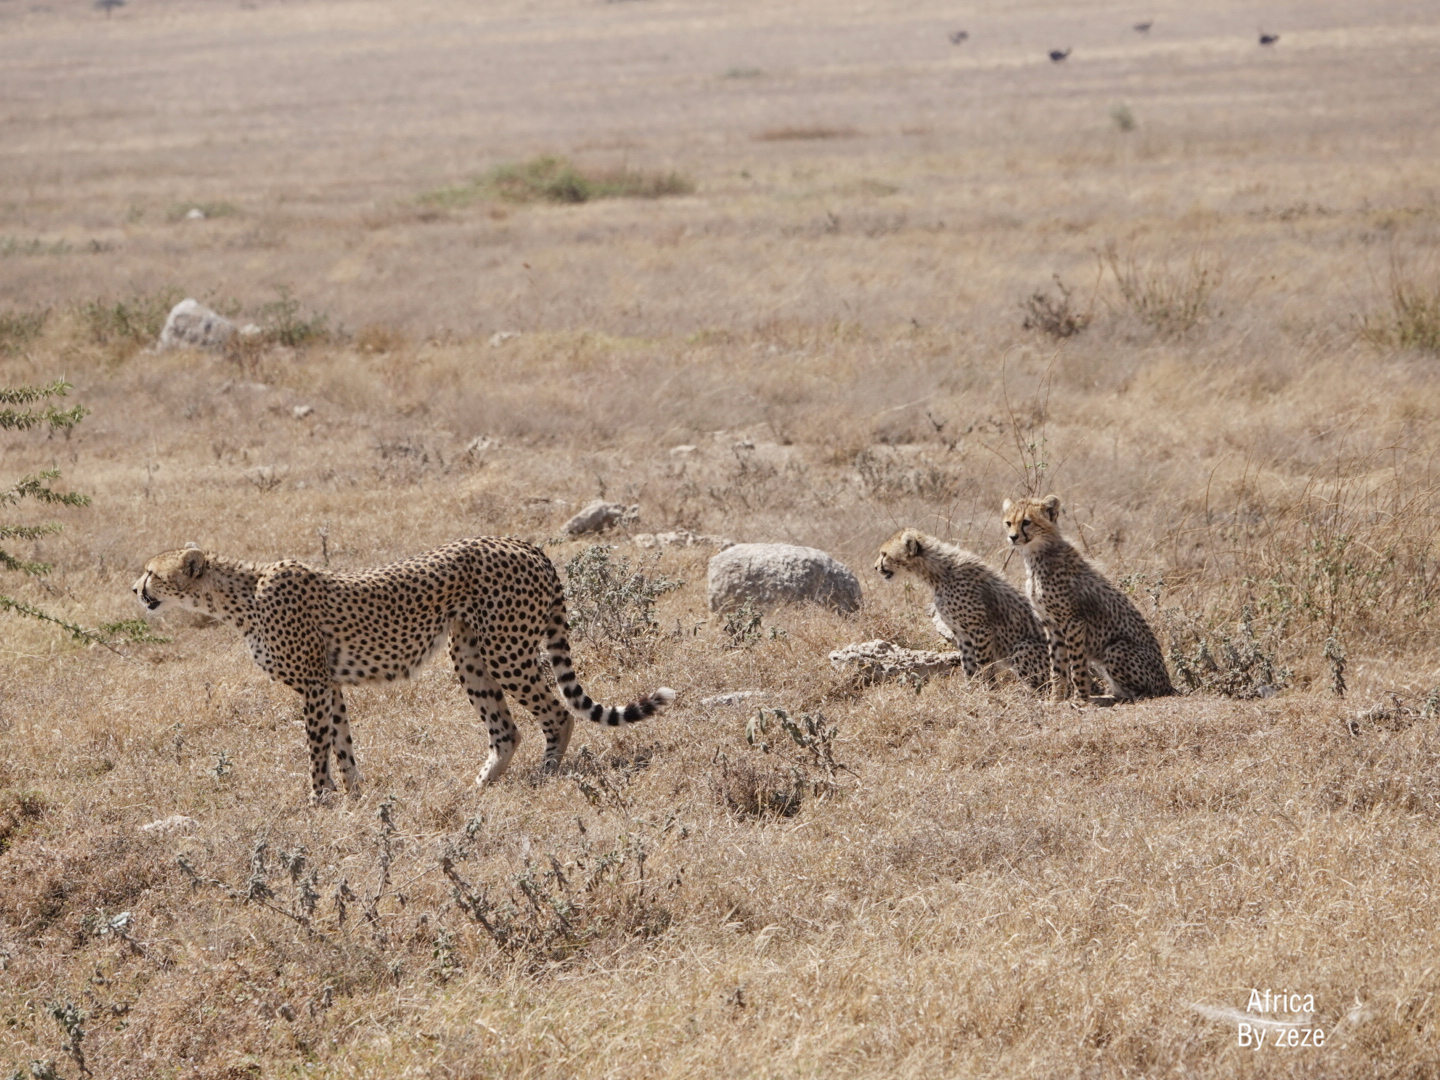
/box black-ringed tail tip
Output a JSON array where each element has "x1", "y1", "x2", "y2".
[{"x1": 581, "y1": 686, "x2": 678, "y2": 728}]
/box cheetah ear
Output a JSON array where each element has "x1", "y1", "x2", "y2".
[
  {"x1": 904, "y1": 532, "x2": 922, "y2": 558},
  {"x1": 1002, "y1": 498, "x2": 1014, "y2": 515},
  {"x1": 181, "y1": 547, "x2": 207, "y2": 579},
  {"x1": 1041, "y1": 494, "x2": 1061, "y2": 522}
]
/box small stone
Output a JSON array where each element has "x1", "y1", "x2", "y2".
[
  {"x1": 140, "y1": 814, "x2": 197, "y2": 835},
  {"x1": 563, "y1": 501, "x2": 639, "y2": 536},
  {"x1": 489, "y1": 330, "x2": 521, "y2": 348},
  {"x1": 700, "y1": 690, "x2": 768, "y2": 708},
  {"x1": 185, "y1": 207, "x2": 205, "y2": 220},
  {"x1": 292, "y1": 405, "x2": 314, "y2": 419}
]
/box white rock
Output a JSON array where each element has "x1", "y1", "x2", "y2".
[
  {"x1": 140, "y1": 814, "x2": 197, "y2": 835},
  {"x1": 489, "y1": 330, "x2": 521, "y2": 348},
  {"x1": 707, "y1": 543, "x2": 861, "y2": 615},
  {"x1": 185, "y1": 207, "x2": 205, "y2": 220},
  {"x1": 292, "y1": 405, "x2": 314, "y2": 419},
  {"x1": 157, "y1": 298, "x2": 236, "y2": 353},
  {"x1": 828, "y1": 639, "x2": 963, "y2": 685},
  {"x1": 465, "y1": 435, "x2": 501, "y2": 455},
  {"x1": 563, "y1": 501, "x2": 639, "y2": 536},
  {"x1": 669, "y1": 444, "x2": 698, "y2": 456}
]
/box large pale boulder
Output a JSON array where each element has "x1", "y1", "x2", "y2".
[
  {"x1": 157, "y1": 298, "x2": 236, "y2": 353},
  {"x1": 707, "y1": 543, "x2": 861, "y2": 615}
]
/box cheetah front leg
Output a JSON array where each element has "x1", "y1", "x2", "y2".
[
  {"x1": 448, "y1": 629, "x2": 520, "y2": 786},
  {"x1": 1058, "y1": 620, "x2": 1093, "y2": 701},
  {"x1": 1044, "y1": 626, "x2": 1071, "y2": 701}
]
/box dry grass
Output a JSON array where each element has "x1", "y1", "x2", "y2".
[{"x1": 3, "y1": 0, "x2": 1440, "y2": 1076}]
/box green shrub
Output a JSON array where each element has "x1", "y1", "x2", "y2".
[
  {"x1": 422, "y1": 156, "x2": 694, "y2": 208},
  {"x1": 563, "y1": 545, "x2": 683, "y2": 667},
  {"x1": 76, "y1": 287, "x2": 184, "y2": 355}
]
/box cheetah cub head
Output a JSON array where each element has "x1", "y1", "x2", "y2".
[
  {"x1": 1002, "y1": 494, "x2": 1062, "y2": 549},
  {"x1": 132, "y1": 543, "x2": 207, "y2": 612},
  {"x1": 874, "y1": 528, "x2": 927, "y2": 579}
]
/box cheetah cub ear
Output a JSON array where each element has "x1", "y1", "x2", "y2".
[
  {"x1": 904, "y1": 531, "x2": 923, "y2": 558},
  {"x1": 1040, "y1": 494, "x2": 1062, "y2": 521},
  {"x1": 181, "y1": 547, "x2": 207, "y2": 579},
  {"x1": 1002, "y1": 498, "x2": 1014, "y2": 515}
]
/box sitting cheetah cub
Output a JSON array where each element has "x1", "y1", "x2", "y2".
[
  {"x1": 1002, "y1": 496, "x2": 1173, "y2": 701},
  {"x1": 875, "y1": 528, "x2": 1050, "y2": 689}
]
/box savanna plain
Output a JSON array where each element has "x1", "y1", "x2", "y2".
[{"x1": 3, "y1": 0, "x2": 1440, "y2": 1076}]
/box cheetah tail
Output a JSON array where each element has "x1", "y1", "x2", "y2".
[{"x1": 546, "y1": 603, "x2": 677, "y2": 727}]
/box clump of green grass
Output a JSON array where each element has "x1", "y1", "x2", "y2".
[
  {"x1": 755, "y1": 125, "x2": 859, "y2": 142},
  {"x1": 421, "y1": 155, "x2": 694, "y2": 209},
  {"x1": 1359, "y1": 260, "x2": 1440, "y2": 354},
  {"x1": 252, "y1": 286, "x2": 330, "y2": 348},
  {"x1": 0, "y1": 308, "x2": 49, "y2": 356},
  {"x1": 75, "y1": 287, "x2": 184, "y2": 356},
  {"x1": 0, "y1": 236, "x2": 71, "y2": 257}
]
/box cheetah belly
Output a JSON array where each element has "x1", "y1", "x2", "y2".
[{"x1": 327, "y1": 622, "x2": 449, "y2": 685}]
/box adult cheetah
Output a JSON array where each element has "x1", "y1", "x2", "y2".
[
  {"x1": 1002, "y1": 496, "x2": 1173, "y2": 701},
  {"x1": 133, "y1": 537, "x2": 676, "y2": 801},
  {"x1": 875, "y1": 528, "x2": 1050, "y2": 689}
]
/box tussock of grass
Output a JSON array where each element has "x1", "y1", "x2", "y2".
[
  {"x1": 422, "y1": 155, "x2": 694, "y2": 209},
  {"x1": 1360, "y1": 260, "x2": 1440, "y2": 354},
  {"x1": 1102, "y1": 246, "x2": 1222, "y2": 337},
  {"x1": 0, "y1": 308, "x2": 49, "y2": 356},
  {"x1": 755, "y1": 125, "x2": 860, "y2": 142}
]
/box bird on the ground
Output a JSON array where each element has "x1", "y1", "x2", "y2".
[
  {"x1": 1049, "y1": 48, "x2": 1071, "y2": 62},
  {"x1": 1259, "y1": 32, "x2": 1279, "y2": 45},
  {"x1": 949, "y1": 29, "x2": 969, "y2": 44},
  {"x1": 1133, "y1": 21, "x2": 1153, "y2": 33}
]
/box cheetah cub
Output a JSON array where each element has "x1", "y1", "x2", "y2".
[
  {"x1": 1002, "y1": 496, "x2": 1174, "y2": 702},
  {"x1": 875, "y1": 528, "x2": 1050, "y2": 689}
]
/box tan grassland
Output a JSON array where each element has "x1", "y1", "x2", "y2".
[{"x1": 3, "y1": 0, "x2": 1440, "y2": 1076}]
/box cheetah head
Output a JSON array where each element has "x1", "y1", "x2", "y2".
[
  {"x1": 1002, "y1": 495, "x2": 1062, "y2": 548},
  {"x1": 132, "y1": 543, "x2": 208, "y2": 612},
  {"x1": 875, "y1": 528, "x2": 926, "y2": 579}
]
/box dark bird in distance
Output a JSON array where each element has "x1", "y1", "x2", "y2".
[
  {"x1": 949, "y1": 30, "x2": 969, "y2": 44},
  {"x1": 1133, "y1": 21, "x2": 1153, "y2": 33},
  {"x1": 1049, "y1": 48, "x2": 1071, "y2": 62},
  {"x1": 1259, "y1": 32, "x2": 1279, "y2": 45}
]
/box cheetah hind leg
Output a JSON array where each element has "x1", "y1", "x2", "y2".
[
  {"x1": 448, "y1": 628, "x2": 520, "y2": 786},
  {"x1": 329, "y1": 684, "x2": 364, "y2": 796},
  {"x1": 519, "y1": 665, "x2": 575, "y2": 775},
  {"x1": 302, "y1": 682, "x2": 340, "y2": 804}
]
